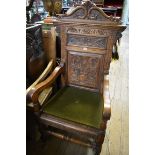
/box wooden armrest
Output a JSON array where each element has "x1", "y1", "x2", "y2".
[
  {"x1": 27, "y1": 87, "x2": 53, "y2": 108},
  {"x1": 103, "y1": 75, "x2": 111, "y2": 120},
  {"x1": 26, "y1": 59, "x2": 54, "y2": 95},
  {"x1": 26, "y1": 62, "x2": 65, "y2": 106}
]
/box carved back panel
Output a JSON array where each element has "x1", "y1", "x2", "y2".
[
  {"x1": 68, "y1": 51, "x2": 102, "y2": 89},
  {"x1": 59, "y1": 0, "x2": 126, "y2": 94}
]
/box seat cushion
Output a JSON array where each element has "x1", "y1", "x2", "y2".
[{"x1": 43, "y1": 86, "x2": 104, "y2": 128}]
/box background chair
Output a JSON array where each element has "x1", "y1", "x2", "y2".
[
  {"x1": 26, "y1": 24, "x2": 54, "y2": 141},
  {"x1": 27, "y1": 1, "x2": 126, "y2": 154},
  {"x1": 26, "y1": 24, "x2": 47, "y2": 87},
  {"x1": 26, "y1": 24, "x2": 56, "y2": 108}
]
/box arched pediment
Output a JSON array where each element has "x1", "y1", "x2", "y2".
[{"x1": 60, "y1": 0, "x2": 121, "y2": 24}]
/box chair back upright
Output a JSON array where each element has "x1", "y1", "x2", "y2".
[{"x1": 59, "y1": 0, "x2": 126, "y2": 95}]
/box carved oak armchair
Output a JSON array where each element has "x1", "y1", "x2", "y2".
[{"x1": 27, "y1": 1, "x2": 126, "y2": 154}]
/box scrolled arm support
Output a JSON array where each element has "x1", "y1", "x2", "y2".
[
  {"x1": 103, "y1": 74, "x2": 111, "y2": 120},
  {"x1": 26, "y1": 62, "x2": 65, "y2": 109},
  {"x1": 26, "y1": 59, "x2": 54, "y2": 95}
]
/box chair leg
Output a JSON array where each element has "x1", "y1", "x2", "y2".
[
  {"x1": 38, "y1": 123, "x2": 48, "y2": 142},
  {"x1": 93, "y1": 132, "x2": 105, "y2": 155},
  {"x1": 94, "y1": 145, "x2": 102, "y2": 155}
]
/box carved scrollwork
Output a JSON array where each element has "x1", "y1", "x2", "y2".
[
  {"x1": 108, "y1": 31, "x2": 123, "y2": 45},
  {"x1": 67, "y1": 27, "x2": 111, "y2": 37},
  {"x1": 88, "y1": 8, "x2": 109, "y2": 21},
  {"x1": 82, "y1": 0, "x2": 96, "y2": 12},
  {"x1": 63, "y1": 7, "x2": 87, "y2": 19},
  {"x1": 60, "y1": 0, "x2": 120, "y2": 24},
  {"x1": 67, "y1": 34, "x2": 107, "y2": 49}
]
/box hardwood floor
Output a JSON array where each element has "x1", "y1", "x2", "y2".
[{"x1": 27, "y1": 27, "x2": 129, "y2": 155}]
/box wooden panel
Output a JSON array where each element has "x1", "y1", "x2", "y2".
[
  {"x1": 66, "y1": 26, "x2": 114, "y2": 37},
  {"x1": 67, "y1": 51, "x2": 102, "y2": 89},
  {"x1": 67, "y1": 34, "x2": 107, "y2": 49}
]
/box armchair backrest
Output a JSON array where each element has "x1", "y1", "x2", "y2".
[{"x1": 59, "y1": 0, "x2": 126, "y2": 95}]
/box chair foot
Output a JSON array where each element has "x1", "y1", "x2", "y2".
[
  {"x1": 92, "y1": 142, "x2": 102, "y2": 155},
  {"x1": 40, "y1": 133, "x2": 48, "y2": 142},
  {"x1": 94, "y1": 145, "x2": 102, "y2": 155},
  {"x1": 38, "y1": 123, "x2": 48, "y2": 142},
  {"x1": 93, "y1": 133, "x2": 105, "y2": 155}
]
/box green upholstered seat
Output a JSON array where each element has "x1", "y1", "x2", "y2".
[{"x1": 43, "y1": 86, "x2": 104, "y2": 129}]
